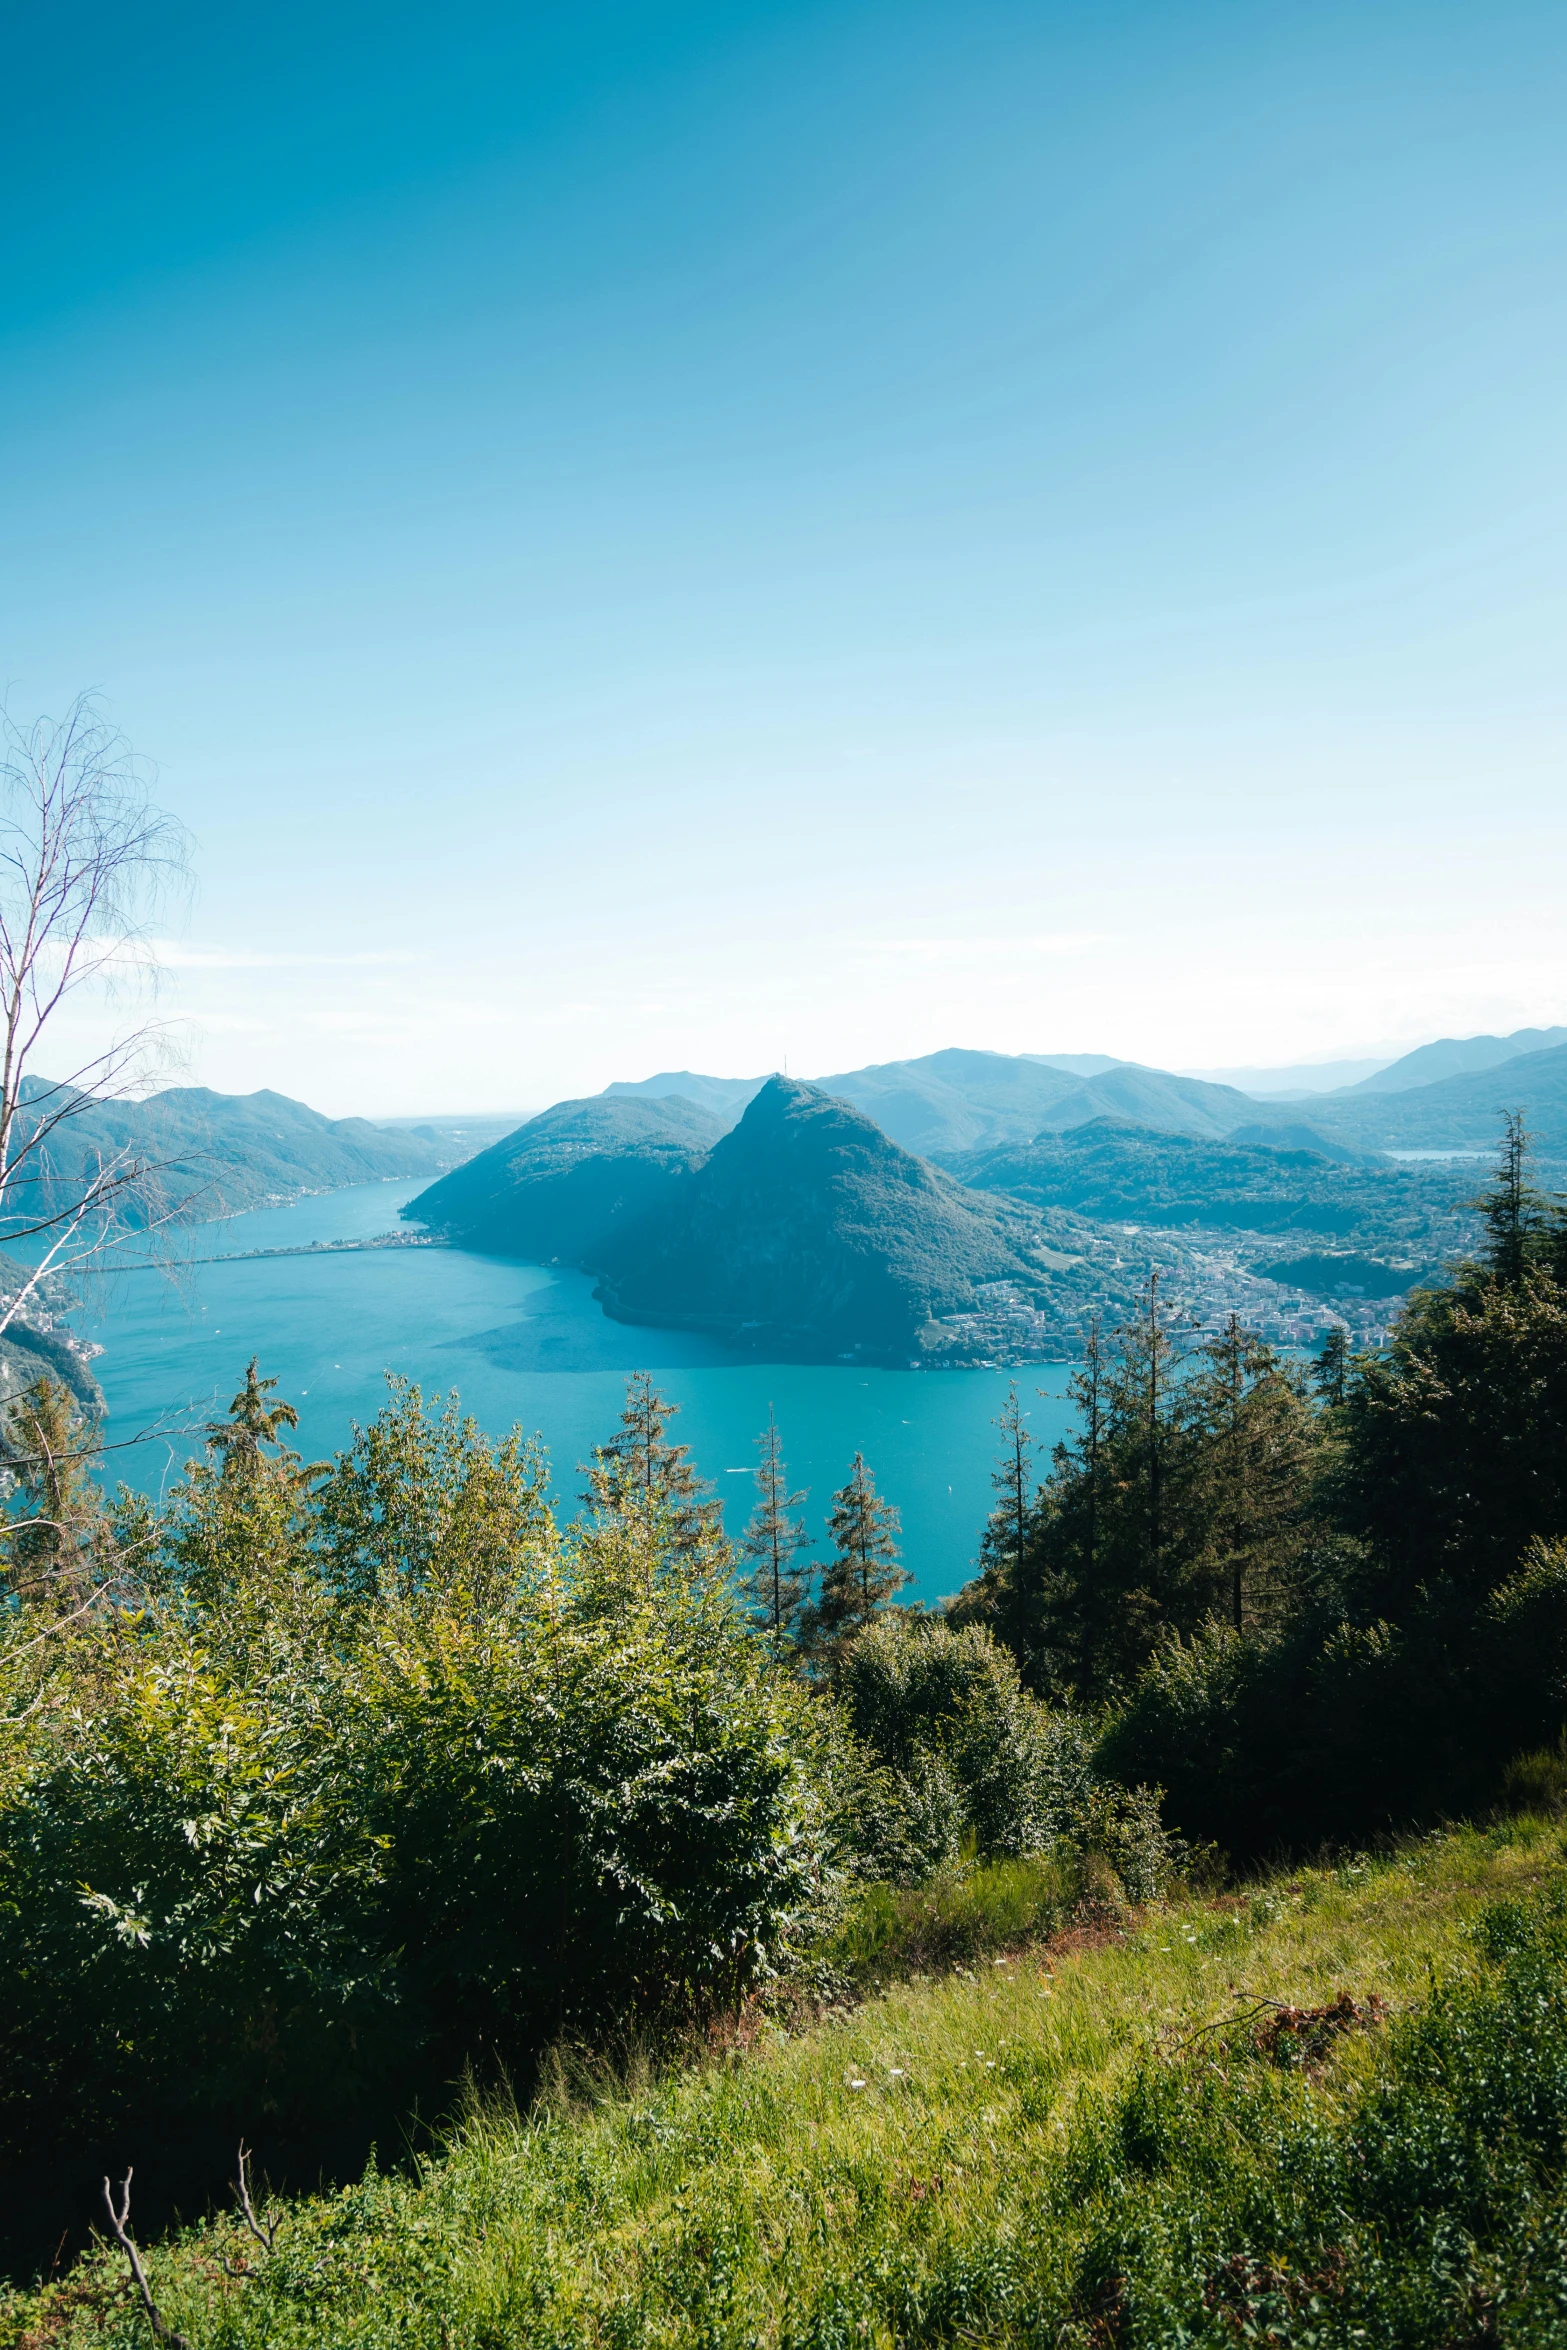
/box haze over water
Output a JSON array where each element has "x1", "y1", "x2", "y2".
[{"x1": 88, "y1": 1182, "x2": 1076, "y2": 1602}]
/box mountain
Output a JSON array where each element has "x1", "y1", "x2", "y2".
[
  {"x1": 816, "y1": 1051, "x2": 1253, "y2": 1153},
  {"x1": 602, "y1": 1071, "x2": 769, "y2": 1120},
  {"x1": 1346, "y1": 1026, "x2": 1567, "y2": 1094},
  {"x1": 1184, "y1": 1056, "x2": 1395, "y2": 1096},
  {"x1": 592, "y1": 1077, "x2": 1114, "y2": 1362},
  {"x1": 1225, "y1": 1121, "x2": 1368, "y2": 1165},
  {"x1": 597, "y1": 1050, "x2": 1258, "y2": 1157},
  {"x1": 1301, "y1": 1042, "x2": 1567, "y2": 1154},
  {"x1": 1034, "y1": 1064, "x2": 1256, "y2": 1143},
  {"x1": 812, "y1": 1049, "x2": 1089, "y2": 1156},
  {"x1": 953, "y1": 1118, "x2": 1472, "y2": 1260},
  {"x1": 23, "y1": 1085, "x2": 447, "y2": 1222},
  {"x1": 406, "y1": 1093, "x2": 724, "y2": 1261},
  {"x1": 1022, "y1": 1052, "x2": 1129, "y2": 1076}
]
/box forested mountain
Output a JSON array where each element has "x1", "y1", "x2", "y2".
[
  {"x1": 22, "y1": 1084, "x2": 446, "y2": 1222},
  {"x1": 1347, "y1": 1024, "x2": 1567, "y2": 1093},
  {"x1": 955, "y1": 1117, "x2": 1470, "y2": 1257},
  {"x1": 592, "y1": 1076, "x2": 1126, "y2": 1362},
  {"x1": 1304, "y1": 1041, "x2": 1567, "y2": 1153},
  {"x1": 407, "y1": 1093, "x2": 723, "y2": 1261}
]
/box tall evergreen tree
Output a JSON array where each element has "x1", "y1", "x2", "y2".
[
  {"x1": 0, "y1": 1374, "x2": 106, "y2": 1603},
  {"x1": 1182, "y1": 1315, "x2": 1321, "y2": 1634},
  {"x1": 738, "y1": 1407, "x2": 813, "y2": 1643},
  {"x1": 1477, "y1": 1109, "x2": 1547, "y2": 1288},
  {"x1": 1313, "y1": 1325, "x2": 1351, "y2": 1407},
  {"x1": 582, "y1": 1371, "x2": 722, "y2": 1555},
  {"x1": 976, "y1": 1383, "x2": 1036, "y2": 1586},
  {"x1": 804, "y1": 1452, "x2": 907, "y2": 1662},
  {"x1": 205, "y1": 1356, "x2": 300, "y2": 1478}
]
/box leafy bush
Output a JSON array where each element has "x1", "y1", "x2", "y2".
[
  {"x1": 837, "y1": 1614, "x2": 1178, "y2": 1900},
  {"x1": 0, "y1": 1382, "x2": 834, "y2": 2267}
]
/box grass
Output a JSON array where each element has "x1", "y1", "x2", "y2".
[{"x1": 5, "y1": 1820, "x2": 1566, "y2": 2348}]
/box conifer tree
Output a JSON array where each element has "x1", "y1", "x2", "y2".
[
  {"x1": 206, "y1": 1356, "x2": 300, "y2": 1478},
  {"x1": 1313, "y1": 1325, "x2": 1351, "y2": 1406},
  {"x1": 738, "y1": 1406, "x2": 813, "y2": 1643},
  {"x1": 1476, "y1": 1109, "x2": 1549, "y2": 1287},
  {"x1": 0, "y1": 1373, "x2": 108, "y2": 1602},
  {"x1": 977, "y1": 1382, "x2": 1035, "y2": 1585},
  {"x1": 804, "y1": 1452, "x2": 907, "y2": 1662},
  {"x1": 1183, "y1": 1315, "x2": 1319, "y2": 1634},
  {"x1": 583, "y1": 1371, "x2": 721, "y2": 1555}
]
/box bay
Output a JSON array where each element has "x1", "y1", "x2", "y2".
[{"x1": 83, "y1": 1182, "x2": 1078, "y2": 1603}]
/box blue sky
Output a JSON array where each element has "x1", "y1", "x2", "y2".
[{"x1": 5, "y1": 0, "x2": 1566, "y2": 1113}]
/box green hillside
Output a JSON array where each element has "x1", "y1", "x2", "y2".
[
  {"x1": 20, "y1": 1084, "x2": 446, "y2": 1222},
  {"x1": 8, "y1": 1824, "x2": 1563, "y2": 2348},
  {"x1": 1304, "y1": 1040, "x2": 1567, "y2": 1153},
  {"x1": 954, "y1": 1117, "x2": 1474, "y2": 1256},
  {"x1": 407, "y1": 1093, "x2": 724, "y2": 1259}
]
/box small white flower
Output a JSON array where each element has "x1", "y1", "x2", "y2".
[{"x1": 849, "y1": 2078, "x2": 867, "y2": 2090}]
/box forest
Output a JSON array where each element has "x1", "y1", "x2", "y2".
[{"x1": 3, "y1": 1116, "x2": 1567, "y2": 2339}]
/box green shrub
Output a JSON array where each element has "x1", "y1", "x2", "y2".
[{"x1": 0, "y1": 1383, "x2": 836, "y2": 2268}]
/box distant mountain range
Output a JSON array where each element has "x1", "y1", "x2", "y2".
[
  {"x1": 606, "y1": 1049, "x2": 1256, "y2": 1157},
  {"x1": 1344, "y1": 1027, "x2": 1567, "y2": 1095},
  {"x1": 602, "y1": 1027, "x2": 1567, "y2": 1159},
  {"x1": 1300, "y1": 1042, "x2": 1567, "y2": 1153},
  {"x1": 21, "y1": 1083, "x2": 451, "y2": 1224}
]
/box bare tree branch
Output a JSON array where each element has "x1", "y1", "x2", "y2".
[
  {"x1": 0, "y1": 698, "x2": 190, "y2": 1300},
  {"x1": 100, "y1": 2171, "x2": 192, "y2": 2349}
]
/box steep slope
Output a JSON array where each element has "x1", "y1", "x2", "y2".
[
  {"x1": 1303, "y1": 1041, "x2": 1567, "y2": 1153},
  {"x1": 595, "y1": 1077, "x2": 1065, "y2": 1361},
  {"x1": 406, "y1": 1093, "x2": 723, "y2": 1261},
  {"x1": 1349, "y1": 1025, "x2": 1567, "y2": 1094},
  {"x1": 22, "y1": 1084, "x2": 445, "y2": 1221}
]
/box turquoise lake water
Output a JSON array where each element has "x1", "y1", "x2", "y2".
[{"x1": 83, "y1": 1183, "x2": 1078, "y2": 1604}]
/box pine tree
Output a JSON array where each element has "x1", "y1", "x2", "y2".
[
  {"x1": 977, "y1": 1382, "x2": 1036, "y2": 1583},
  {"x1": 583, "y1": 1371, "x2": 722, "y2": 1554},
  {"x1": 738, "y1": 1407, "x2": 813, "y2": 1643},
  {"x1": 804, "y1": 1452, "x2": 907, "y2": 1662},
  {"x1": 1183, "y1": 1315, "x2": 1320, "y2": 1634},
  {"x1": 206, "y1": 1357, "x2": 300, "y2": 1478},
  {"x1": 1313, "y1": 1325, "x2": 1350, "y2": 1406},
  {"x1": 1476, "y1": 1110, "x2": 1547, "y2": 1288},
  {"x1": 1, "y1": 1374, "x2": 107, "y2": 1602}
]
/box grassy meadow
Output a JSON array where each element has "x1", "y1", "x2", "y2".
[{"x1": 8, "y1": 1818, "x2": 1567, "y2": 2348}]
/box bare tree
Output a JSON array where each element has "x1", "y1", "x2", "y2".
[{"x1": 0, "y1": 695, "x2": 190, "y2": 1336}]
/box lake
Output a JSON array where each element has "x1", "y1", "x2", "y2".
[{"x1": 83, "y1": 1182, "x2": 1078, "y2": 1603}]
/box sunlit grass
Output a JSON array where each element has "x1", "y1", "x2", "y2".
[{"x1": 5, "y1": 1819, "x2": 1563, "y2": 2348}]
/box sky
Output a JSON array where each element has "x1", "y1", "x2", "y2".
[{"x1": 4, "y1": 0, "x2": 1567, "y2": 1116}]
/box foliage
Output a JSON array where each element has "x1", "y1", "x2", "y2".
[
  {"x1": 4, "y1": 1823, "x2": 1560, "y2": 2346},
  {"x1": 737, "y1": 1406, "x2": 813, "y2": 1643},
  {"x1": 801, "y1": 1451, "x2": 907, "y2": 1661},
  {"x1": 0, "y1": 1373, "x2": 835, "y2": 2272},
  {"x1": 956, "y1": 1294, "x2": 1331, "y2": 1704},
  {"x1": 578, "y1": 1369, "x2": 722, "y2": 1559}
]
